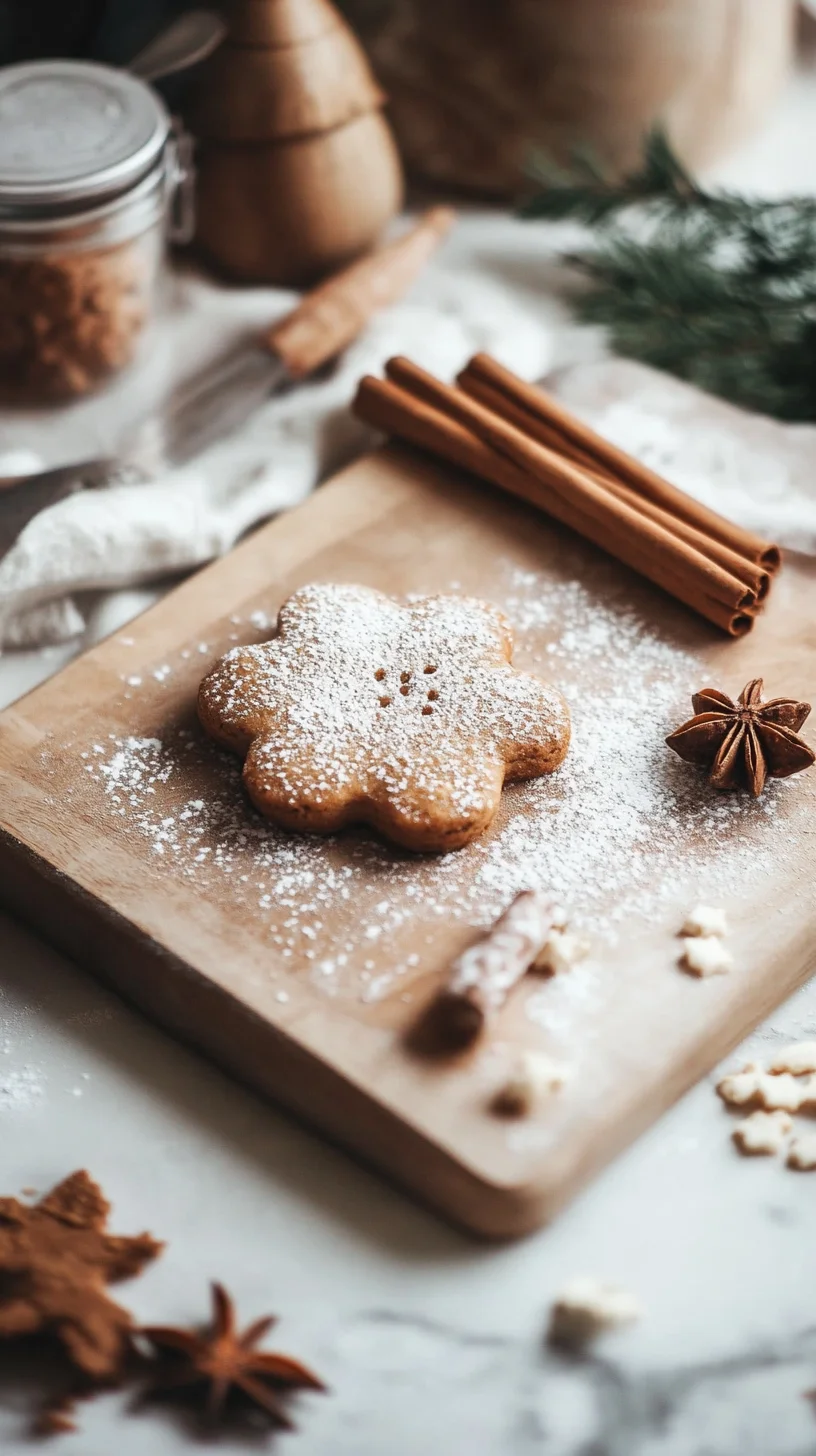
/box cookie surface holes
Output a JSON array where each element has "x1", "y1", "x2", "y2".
[
  {"x1": 424, "y1": 664, "x2": 437, "y2": 674},
  {"x1": 400, "y1": 670, "x2": 412, "y2": 683},
  {"x1": 427, "y1": 689, "x2": 439, "y2": 701},
  {"x1": 399, "y1": 685, "x2": 410, "y2": 696},
  {"x1": 379, "y1": 695, "x2": 392, "y2": 707},
  {"x1": 422, "y1": 705, "x2": 434, "y2": 715},
  {"x1": 374, "y1": 668, "x2": 386, "y2": 681}
]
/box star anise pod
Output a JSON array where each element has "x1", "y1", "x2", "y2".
[
  {"x1": 666, "y1": 678, "x2": 814, "y2": 797},
  {"x1": 139, "y1": 1282, "x2": 326, "y2": 1430}
]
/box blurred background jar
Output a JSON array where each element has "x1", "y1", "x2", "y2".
[
  {"x1": 339, "y1": 0, "x2": 797, "y2": 196},
  {"x1": 0, "y1": 60, "x2": 192, "y2": 404}
]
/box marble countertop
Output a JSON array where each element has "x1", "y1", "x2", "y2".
[{"x1": 3, "y1": 56, "x2": 816, "y2": 1456}]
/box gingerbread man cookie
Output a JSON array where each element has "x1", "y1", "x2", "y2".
[{"x1": 198, "y1": 583, "x2": 570, "y2": 853}]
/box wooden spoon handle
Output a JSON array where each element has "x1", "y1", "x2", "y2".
[{"x1": 265, "y1": 207, "x2": 456, "y2": 378}]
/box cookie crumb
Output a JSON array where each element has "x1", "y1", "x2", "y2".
[
  {"x1": 491, "y1": 1050, "x2": 567, "y2": 1117},
  {"x1": 768, "y1": 1041, "x2": 816, "y2": 1075},
  {"x1": 681, "y1": 904, "x2": 729, "y2": 938},
  {"x1": 533, "y1": 929, "x2": 589, "y2": 975},
  {"x1": 717, "y1": 1067, "x2": 816, "y2": 1113},
  {"x1": 787, "y1": 1133, "x2": 816, "y2": 1170},
  {"x1": 733, "y1": 1109, "x2": 792, "y2": 1156},
  {"x1": 548, "y1": 1278, "x2": 642, "y2": 1348},
  {"x1": 760, "y1": 1072, "x2": 816, "y2": 1113},
  {"x1": 717, "y1": 1065, "x2": 762, "y2": 1108},
  {"x1": 680, "y1": 936, "x2": 733, "y2": 978}
]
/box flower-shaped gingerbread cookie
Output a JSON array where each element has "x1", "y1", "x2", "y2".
[{"x1": 198, "y1": 583, "x2": 570, "y2": 853}]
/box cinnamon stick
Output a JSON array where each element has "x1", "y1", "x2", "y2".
[
  {"x1": 458, "y1": 354, "x2": 781, "y2": 573},
  {"x1": 353, "y1": 374, "x2": 754, "y2": 636},
  {"x1": 592, "y1": 473, "x2": 770, "y2": 603},
  {"x1": 386, "y1": 356, "x2": 770, "y2": 602},
  {"x1": 362, "y1": 359, "x2": 757, "y2": 631},
  {"x1": 435, "y1": 891, "x2": 557, "y2": 1047}
]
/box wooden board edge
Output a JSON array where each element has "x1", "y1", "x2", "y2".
[
  {"x1": 9, "y1": 815, "x2": 814, "y2": 1239},
  {"x1": 0, "y1": 823, "x2": 553, "y2": 1240}
]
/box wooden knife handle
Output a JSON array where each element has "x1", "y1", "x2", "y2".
[{"x1": 265, "y1": 207, "x2": 456, "y2": 379}]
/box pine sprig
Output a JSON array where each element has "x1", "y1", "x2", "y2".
[
  {"x1": 523, "y1": 130, "x2": 702, "y2": 226},
  {"x1": 520, "y1": 130, "x2": 816, "y2": 422}
]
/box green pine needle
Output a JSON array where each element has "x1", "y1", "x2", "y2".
[{"x1": 519, "y1": 129, "x2": 816, "y2": 421}]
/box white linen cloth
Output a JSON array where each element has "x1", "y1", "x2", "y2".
[{"x1": 0, "y1": 211, "x2": 814, "y2": 652}]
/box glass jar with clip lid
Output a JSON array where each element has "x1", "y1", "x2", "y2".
[{"x1": 0, "y1": 60, "x2": 193, "y2": 404}]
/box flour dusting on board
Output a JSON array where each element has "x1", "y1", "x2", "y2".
[{"x1": 72, "y1": 568, "x2": 810, "y2": 1013}]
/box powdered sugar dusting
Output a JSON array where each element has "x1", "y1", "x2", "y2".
[
  {"x1": 198, "y1": 583, "x2": 569, "y2": 849},
  {"x1": 73, "y1": 570, "x2": 812, "y2": 1014},
  {"x1": 0, "y1": 1033, "x2": 44, "y2": 1113},
  {"x1": 0, "y1": 1065, "x2": 44, "y2": 1112}
]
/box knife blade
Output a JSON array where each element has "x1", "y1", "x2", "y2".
[
  {"x1": 0, "y1": 206, "x2": 455, "y2": 559},
  {"x1": 119, "y1": 345, "x2": 292, "y2": 474}
]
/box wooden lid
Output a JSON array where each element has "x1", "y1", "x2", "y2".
[
  {"x1": 228, "y1": 0, "x2": 337, "y2": 47},
  {"x1": 189, "y1": 0, "x2": 385, "y2": 141}
]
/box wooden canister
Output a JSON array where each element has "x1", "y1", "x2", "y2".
[
  {"x1": 341, "y1": 0, "x2": 796, "y2": 197},
  {"x1": 188, "y1": 0, "x2": 404, "y2": 284}
]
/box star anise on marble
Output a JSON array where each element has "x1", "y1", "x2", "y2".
[
  {"x1": 666, "y1": 678, "x2": 814, "y2": 797},
  {"x1": 139, "y1": 1282, "x2": 326, "y2": 1430}
]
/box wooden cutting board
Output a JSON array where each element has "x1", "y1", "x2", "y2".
[{"x1": 1, "y1": 443, "x2": 815, "y2": 1239}]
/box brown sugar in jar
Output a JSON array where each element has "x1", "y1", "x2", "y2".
[
  {"x1": 0, "y1": 61, "x2": 192, "y2": 406},
  {"x1": 0, "y1": 236, "x2": 157, "y2": 404}
]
